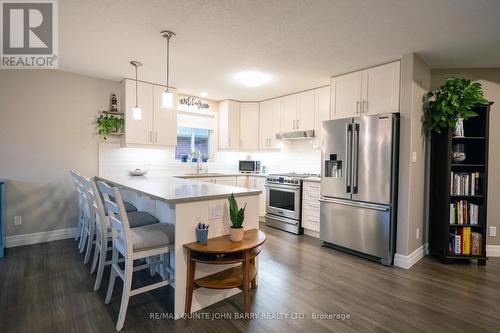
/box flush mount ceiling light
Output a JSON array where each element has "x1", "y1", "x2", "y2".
[
  {"x1": 233, "y1": 70, "x2": 271, "y2": 87},
  {"x1": 160, "y1": 30, "x2": 175, "y2": 108},
  {"x1": 200, "y1": 91, "x2": 208, "y2": 98},
  {"x1": 130, "y1": 60, "x2": 143, "y2": 120}
]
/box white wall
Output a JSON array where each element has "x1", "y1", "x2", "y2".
[
  {"x1": 396, "y1": 54, "x2": 431, "y2": 256},
  {"x1": 0, "y1": 70, "x2": 120, "y2": 236}
]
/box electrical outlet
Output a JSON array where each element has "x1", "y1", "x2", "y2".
[
  {"x1": 489, "y1": 226, "x2": 497, "y2": 237},
  {"x1": 208, "y1": 203, "x2": 223, "y2": 220},
  {"x1": 13, "y1": 216, "x2": 22, "y2": 226},
  {"x1": 416, "y1": 227, "x2": 420, "y2": 240}
]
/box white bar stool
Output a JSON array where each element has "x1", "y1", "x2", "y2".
[{"x1": 97, "y1": 180, "x2": 175, "y2": 331}]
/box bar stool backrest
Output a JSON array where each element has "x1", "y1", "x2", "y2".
[{"x1": 96, "y1": 181, "x2": 133, "y2": 256}]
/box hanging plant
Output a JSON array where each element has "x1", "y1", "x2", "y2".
[
  {"x1": 96, "y1": 114, "x2": 124, "y2": 140},
  {"x1": 422, "y1": 77, "x2": 489, "y2": 134}
]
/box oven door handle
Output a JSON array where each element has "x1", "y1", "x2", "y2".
[
  {"x1": 264, "y1": 184, "x2": 300, "y2": 191},
  {"x1": 265, "y1": 214, "x2": 299, "y2": 225}
]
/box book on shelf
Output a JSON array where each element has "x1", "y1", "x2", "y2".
[
  {"x1": 471, "y1": 232, "x2": 482, "y2": 256},
  {"x1": 450, "y1": 172, "x2": 480, "y2": 195},
  {"x1": 449, "y1": 228, "x2": 482, "y2": 256},
  {"x1": 449, "y1": 200, "x2": 479, "y2": 225}
]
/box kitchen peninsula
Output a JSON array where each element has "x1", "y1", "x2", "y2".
[{"x1": 97, "y1": 175, "x2": 262, "y2": 316}]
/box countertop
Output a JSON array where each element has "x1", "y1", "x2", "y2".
[
  {"x1": 302, "y1": 177, "x2": 321, "y2": 183},
  {"x1": 97, "y1": 175, "x2": 262, "y2": 204},
  {"x1": 176, "y1": 173, "x2": 268, "y2": 179}
]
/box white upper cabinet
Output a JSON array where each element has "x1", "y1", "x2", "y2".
[
  {"x1": 331, "y1": 71, "x2": 362, "y2": 119},
  {"x1": 259, "y1": 98, "x2": 281, "y2": 149},
  {"x1": 280, "y1": 94, "x2": 297, "y2": 132},
  {"x1": 314, "y1": 86, "x2": 331, "y2": 146},
  {"x1": 218, "y1": 100, "x2": 240, "y2": 150},
  {"x1": 124, "y1": 79, "x2": 153, "y2": 145},
  {"x1": 153, "y1": 85, "x2": 177, "y2": 146},
  {"x1": 239, "y1": 102, "x2": 259, "y2": 150},
  {"x1": 361, "y1": 61, "x2": 400, "y2": 115},
  {"x1": 123, "y1": 79, "x2": 177, "y2": 146},
  {"x1": 296, "y1": 90, "x2": 315, "y2": 131},
  {"x1": 331, "y1": 61, "x2": 400, "y2": 119}
]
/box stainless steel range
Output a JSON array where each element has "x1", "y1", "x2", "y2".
[{"x1": 265, "y1": 173, "x2": 320, "y2": 234}]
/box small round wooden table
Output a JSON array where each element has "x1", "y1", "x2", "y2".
[{"x1": 183, "y1": 229, "x2": 266, "y2": 314}]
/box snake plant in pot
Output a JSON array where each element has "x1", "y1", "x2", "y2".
[
  {"x1": 422, "y1": 77, "x2": 489, "y2": 135},
  {"x1": 228, "y1": 193, "x2": 246, "y2": 241}
]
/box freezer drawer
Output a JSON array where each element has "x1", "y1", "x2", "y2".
[{"x1": 319, "y1": 197, "x2": 394, "y2": 265}]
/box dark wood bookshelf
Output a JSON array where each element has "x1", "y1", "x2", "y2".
[{"x1": 429, "y1": 104, "x2": 491, "y2": 265}]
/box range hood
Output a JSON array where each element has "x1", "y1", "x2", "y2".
[{"x1": 276, "y1": 129, "x2": 315, "y2": 140}]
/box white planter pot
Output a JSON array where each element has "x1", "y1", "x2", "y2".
[{"x1": 229, "y1": 227, "x2": 244, "y2": 241}]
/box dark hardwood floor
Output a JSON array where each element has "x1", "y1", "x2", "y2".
[{"x1": 1, "y1": 223, "x2": 499, "y2": 332}]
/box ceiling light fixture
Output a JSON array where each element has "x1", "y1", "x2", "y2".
[
  {"x1": 200, "y1": 91, "x2": 208, "y2": 98},
  {"x1": 130, "y1": 60, "x2": 143, "y2": 120},
  {"x1": 160, "y1": 30, "x2": 175, "y2": 108},
  {"x1": 233, "y1": 70, "x2": 271, "y2": 87}
]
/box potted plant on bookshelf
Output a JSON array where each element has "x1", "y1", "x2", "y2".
[
  {"x1": 228, "y1": 193, "x2": 246, "y2": 242},
  {"x1": 423, "y1": 77, "x2": 489, "y2": 135}
]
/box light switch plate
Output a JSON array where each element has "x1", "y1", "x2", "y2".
[
  {"x1": 14, "y1": 216, "x2": 22, "y2": 226},
  {"x1": 489, "y1": 226, "x2": 497, "y2": 237},
  {"x1": 412, "y1": 152, "x2": 417, "y2": 163}
]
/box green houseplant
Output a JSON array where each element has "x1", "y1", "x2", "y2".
[
  {"x1": 423, "y1": 77, "x2": 489, "y2": 135},
  {"x1": 228, "y1": 193, "x2": 246, "y2": 241},
  {"x1": 97, "y1": 114, "x2": 125, "y2": 140}
]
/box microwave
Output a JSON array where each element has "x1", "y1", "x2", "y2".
[{"x1": 239, "y1": 160, "x2": 261, "y2": 173}]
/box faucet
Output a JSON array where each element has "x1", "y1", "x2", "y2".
[{"x1": 193, "y1": 150, "x2": 202, "y2": 174}]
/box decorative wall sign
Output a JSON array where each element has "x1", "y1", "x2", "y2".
[{"x1": 179, "y1": 96, "x2": 210, "y2": 110}]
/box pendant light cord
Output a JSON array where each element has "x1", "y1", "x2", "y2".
[
  {"x1": 166, "y1": 36, "x2": 170, "y2": 92},
  {"x1": 135, "y1": 64, "x2": 138, "y2": 107}
]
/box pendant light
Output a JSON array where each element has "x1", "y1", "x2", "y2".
[
  {"x1": 130, "y1": 60, "x2": 143, "y2": 120},
  {"x1": 160, "y1": 30, "x2": 175, "y2": 108}
]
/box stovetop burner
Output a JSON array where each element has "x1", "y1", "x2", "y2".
[{"x1": 265, "y1": 173, "x2": 320, "y2": 185}]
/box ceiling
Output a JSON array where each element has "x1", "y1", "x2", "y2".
[{"x1": 59, "y1": 0, "x2": 500, "y2": 101}]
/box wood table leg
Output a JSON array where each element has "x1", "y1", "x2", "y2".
[
  {"x1": 250, "y1": 257, "x2": 257, "y2": 289},
  {"x1": 242, "y1": 250, "x2": 250, "y2": 314},
  {"x1": 185, "y1": 249, "x2": 196, "y2": 314}
]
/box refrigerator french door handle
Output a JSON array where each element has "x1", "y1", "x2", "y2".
[
  {"x1": 319, "y1": 197, "x2": 390, "y2": 212},
  {"x1": 345, "y1": 123, "x2": 352, "y2": 193},
  {"x1": 352, "y1": 123, "x2": 359, "y2": 193}
]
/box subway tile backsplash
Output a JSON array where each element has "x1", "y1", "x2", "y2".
[{"x1": 99, "y1": 140, "x2": 321, "y2": 177}]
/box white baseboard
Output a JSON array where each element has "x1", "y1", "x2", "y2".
[
  {"x1": 486, "y1": 245, "x2": 500, "y2": 257},
  {"x1": 394, "y1": 243, "x2": 428, "y2": 269},
  {"x1": 6, "y1": 227, "x2": 79, "y2": 248}
]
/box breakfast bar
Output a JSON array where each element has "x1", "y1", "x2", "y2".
[{"x1": 97, "y1": 175, "x2": 262, "y2": 316}]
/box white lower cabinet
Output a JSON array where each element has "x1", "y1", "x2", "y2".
[
  {"x1": 195, "y1": 176, "x2": 237, "y2": 186},
  {"x1": 236, "y1": 176, "x2": 248, "y2": 188},
  {"x1": 253, "y1": 177, "x2": 267, "y2": 218},
  {"x1": 213, "y1": 176, "x2": 237, "y2": 186},
  {"x1": 302, "y1": 181, "x2": 320, "y2": 232}
]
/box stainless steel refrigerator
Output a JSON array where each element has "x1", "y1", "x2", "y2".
[{"x1": 320, "y1": 113, "x2": 399, "y2": 265}]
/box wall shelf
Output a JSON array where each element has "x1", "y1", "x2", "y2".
[{"x1": 100, "y1": 111, "x2": 124, "y2": 115}]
